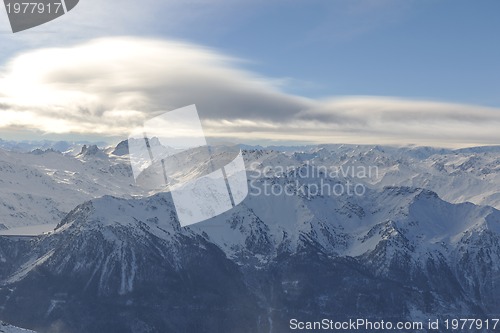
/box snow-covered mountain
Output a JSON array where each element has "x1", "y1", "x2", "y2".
[
  {"x1": 0, "y1": 141, "x2": 498, "y2": 332},
  {"x1": 0, "y1": 141, "x2": 498, "y2": 231},
  {"x1": 0, "y1": 187, "x2": 499, "y2": 332},
  {"x1": 244, "y1": 144, "x2": 500, "y2": 209},
  {"x1": 0, "y1": 139, "x2": 108, "y2": 155},
  {"x1": 0, "y1": 144, "x2": 141, "y2": 230}
]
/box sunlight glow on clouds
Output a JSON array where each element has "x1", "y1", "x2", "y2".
[{"x1": 0, "y1": 36, "x2": 498, "y2": 147}]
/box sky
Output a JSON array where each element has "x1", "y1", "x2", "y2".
[{"x1": 0, "y1": 0, "x2": 499, "y2": 147}]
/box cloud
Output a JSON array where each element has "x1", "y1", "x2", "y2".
[
  {"x1": 0, "y1": 36, "x2": 498, "y2": 147},
  {"x1": 0, "y1": 37, "x2": 311, "y2": 129}
]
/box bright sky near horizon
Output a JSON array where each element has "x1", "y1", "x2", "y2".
[{"x1": 0, "y1": 0, "x2": 499, "y2": 147}]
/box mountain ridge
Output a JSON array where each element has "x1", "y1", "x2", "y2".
[{"x1": 0, "y1": 142, "x2": 498, "y2": 332}]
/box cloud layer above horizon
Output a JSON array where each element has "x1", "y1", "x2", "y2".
[{"x1": 0, "y1": 37, "x2": 498, "y2": 147}]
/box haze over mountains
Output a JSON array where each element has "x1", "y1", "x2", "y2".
[{"x1": 0, "y1": 140, "x2": 498, "y2": 332}]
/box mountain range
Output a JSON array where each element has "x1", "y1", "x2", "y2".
[{"x1": 0, "y1": 140, "x2": 498, "y2": 332}]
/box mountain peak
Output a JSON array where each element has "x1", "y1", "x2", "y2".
[
  {"x1": 111, "y1": 140, "x2": 129, "y2": 156},
  {"x1": 30, "y1": 148, "x2": 59, "y2": 155},
  {"x1": 78, "y1": 144, "x2": 107, "y2": 158}
]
